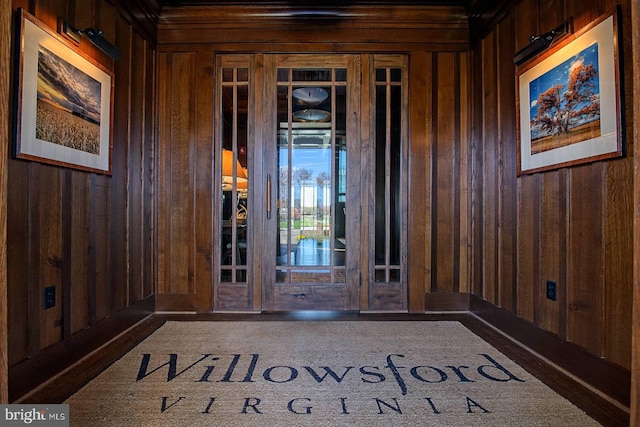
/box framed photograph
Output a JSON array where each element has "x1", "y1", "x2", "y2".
[
  {"x1": 516, "y1": 8, "x2": 622, "y2": 175},
  {"x1": 13, "y1": 9, "x2": 114, "y2": 174}
]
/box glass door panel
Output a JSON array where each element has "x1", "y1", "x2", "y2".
[
  {"x1": 264, "y1": 55, "x2": 359, "y2": 311},
  {"x1": 276, "y1": 75, "x2": 347, "y2": 283}
]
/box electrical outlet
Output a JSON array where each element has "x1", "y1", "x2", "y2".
[
  {"x1": 43, "y1": 286, "x2": 56, "y2": 309},
  {"x1": 546, "y1": 280, "x2": 557, "y2": 301}
]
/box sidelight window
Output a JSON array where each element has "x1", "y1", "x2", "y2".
[
  {"x1": 373, "y1": 66, "x2": 404, "y2": 284},
  {"x1": 220, "y1": 66, "x2": 249, "y2": 284}
]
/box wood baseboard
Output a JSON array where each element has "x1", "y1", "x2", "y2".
[
  {"x1": 424, "y1": 291, "x2": 470, "y2": 311},
  {"x1": 469, "y1": 294, "x2": 630, "y2": 411},
  {"x1": 9, "y1": 297, "x2": 156, "y2": 403},
  {"x1": 153, "y1": 293, "x2": 198, "y2": 312}
]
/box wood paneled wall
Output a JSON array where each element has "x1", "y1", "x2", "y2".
[
  {"x1": 471, "y1": 0, "x2": 634, "y2": 370},
  {"x1": 7, "y1": 0, "x2": 156, "y2": 367},
  {"x1": 0, "y1": 0, "x2": 636, "y2": 410},
  {"x1": 155, "y1": 5, "x2": 472, "y2": 313}
]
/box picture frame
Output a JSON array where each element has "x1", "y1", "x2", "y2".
[
  {"x1": 516, "y1": 8, "x2": 622, "y2": 175},
  {"x1": 13, "y1": 8, "x2": 114, "y2": 175}
]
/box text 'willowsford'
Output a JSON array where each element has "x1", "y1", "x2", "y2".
[{"x1": 136, "y1": 353, "x2": 525, "y2": 396}]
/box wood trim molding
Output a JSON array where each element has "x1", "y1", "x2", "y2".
[
  {"x1": 157, "y1": 4, "x2": 469, "y2": 47},
  {"x1": 159, "y1": 4, "x2": 467, "y2": 26},
  {"x1": 631, "y1": 0, "x2": 640, "y2": 424},
  {"x1": 470, "y1": 294, "x2": 631, "y2": 410},
  {"x1": 425, "y1": 292, "x2": 470, "y2": 311},
  {"x1": 0, "y1": 0, "x2": 11, "y2": 405},
  {"x1": 153, "y1": 293, "x2": 198, "y2": 312},
  {"x1": 9, "y1": 297, "x2": 154, "y2": 403}
]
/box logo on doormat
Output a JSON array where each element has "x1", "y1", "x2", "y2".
[{"x1": 135, "y1": 353, "x2": 525, "y2": 416}]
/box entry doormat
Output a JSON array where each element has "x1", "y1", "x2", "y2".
[{"x1": 65, "y1": 321, "x2": 600, "y2": 426}]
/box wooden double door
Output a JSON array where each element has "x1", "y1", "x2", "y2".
[{"x1": 214, "y1": 54, "x2": 407, "y2": 312}]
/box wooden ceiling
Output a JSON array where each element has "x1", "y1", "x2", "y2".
[
  {"x1": 123, "y1": 0, "x2": 515, "y2": 45},
  {"x1": 159, "y1": 1, "x2": 469, "y2": 6},
  {"x1": 156, "y1": 0, "x2": 513, "y2": 19}
]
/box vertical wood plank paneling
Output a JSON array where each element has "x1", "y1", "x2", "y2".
[
  {"x1": 567, "y1": 164, "x2": 605, "y2": 355},
  {"x1": 69, "y1": 172, "x2": 90, "y2": 335},
  {"x1": 539, "y1": 171, "x2": 561, "y2": 334},
  {"x1": 434, "y1": 52, "x2": 457, "y2": 294},
  {"x1": 38, "y1": 166, "x2": 63, "y2": 350},
  {"x1": 93, "y1": 178, "x2": 111, "y2": 321},
  {"x1": 538, "y1": 0, "x2": 564, "y2": 30},
  {"x1": 533, "y1": 0, "x2": 565, "y2": 335},
  {"x1": 470, "y1": 47, "x2": 484, "y2": 297},
  {"x1": 6, "y1": 0, "x2": 30, "y2": 362},
  {"x1": 194, "y1": 50, "x2": 214, "y2": 312},
  {"x1": 604, "y1": 158, "x2": 633, "y2": 368},
  {"x1": 631, "y1": 0, "x2": 640, "y2": 421},
  {"x1": 481, "y1": 31, "x2": 498, "y2": 304},
  {"x1": 92, "y1": 0, "x2": 116, "y2": 321},
  {"x1": 458, "y1": 52, "x2": 470, "y2": 294},
  {"x1": 6, "y1": 162, "x2": 29, "y2": 365},
  {"x1": 517, "y1": 175, "x2": 540, "y2": 322},
  {"x1": 564, "y1": 0, "x2": 609, "y2": 356},
  {"x1": 513, "y1": 0, "x2": 538, "y2": 323},
  {"x1": 143, "y1": 43, "x2": 156, "y2": 299},
  {"x1": 7, "y1": 0, "x2": 156, "y2": 371},
  {"x1": 496, "y1": 15, "x2": 517, "y2": 312},
  {"x1": 67, "y1": 0, "x2": 93, "y2": 57},
  {"x1": 34, "y1": 0, "x2": 65, "y2": 29},
  {"x1": 169, "y1": 52, "x2": 196, "y2": 294},
  {"x1": 61, "y1": 170, "x2": 72, "y2": 340},
  {"x1": 94, "y1": 0, "x2": 116, "y2": 67},
  {"x1": 129, "y1": 33, "x2": 146, "y2": 304},
  {"x1": 27, "y1": 166, "x2": 41, "y2": 354},
  {"x1": 156, "y1": 52, "x2": 170, "y2": 295},
  {"x1": 408, "y1": 50, "x2": 429, "y2": 311},
  {"x1": 1, "y1": 0, "x2": 10, "y2": 402},
  {"x1": 87, "y1": 175, "x2": 97, "y2": 324},
  {"x1": 111, "y1": 15, "x2": 132, "y2": 312},
  {"x1": 603, "y1": 0, "x2": 634, "y2": 370},
  {"x1": 472, "y1": 0, "x2": 634, "y2": 374}
]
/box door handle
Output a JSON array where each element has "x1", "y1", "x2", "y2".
[{"x1": 266, "y1": 174, "x2": 271, "y2": 219}]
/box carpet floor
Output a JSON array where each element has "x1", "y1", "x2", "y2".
[{"x1": 65, "y1": 321, "x2": 600, "y2": 426}]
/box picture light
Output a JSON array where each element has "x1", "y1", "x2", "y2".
[
  {"x1": 513, "y1": 21, "x2": 570, "y2": 66},
  {"x1": 62, "y1": 21, "x2": 121, "y2": 60}
]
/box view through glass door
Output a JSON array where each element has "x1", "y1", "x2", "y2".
[
  {"x1": 214, "y1": 54, "x2": 407, "y2": 312},
  {"x1": 263, "y1": 55, "x2": 361, "y2": 311}
]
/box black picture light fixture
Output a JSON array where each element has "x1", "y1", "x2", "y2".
[
  {"x1": 513, "y1": 21, "x2": 570, "y2": 66},
  {"x1": 62, "y1": 21, "x2": 121, "y2": 60}
]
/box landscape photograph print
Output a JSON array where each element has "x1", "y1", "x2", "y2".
[
  {"x1": 516, "y1": 9, "x2": 622, "y2": 175},
  {"x1": 14, "y1": 9, "x2": 113, "y2": 174},
  {"x1": 528, "y1": 43, "x2": 601, "y2": 154},
  {"x1": 36, "y1": 45, "x2": 102, "y2": 155}
]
